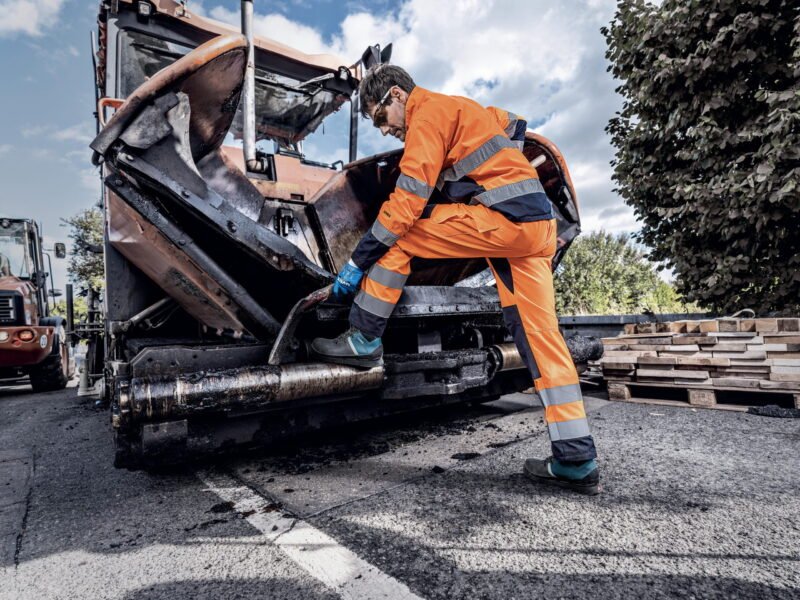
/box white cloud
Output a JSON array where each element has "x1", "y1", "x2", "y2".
[
  {"x1": 21, "y1": 124, "x2": 48, "y2": 138},
  {"x1": 209, "y1": 6, "x2": 331, "y2": 54},
  {"x1": 53, "y1": 123, "x2": 93, "y2": 144},
  {"x1": 0, "y1": 0, "x2": 66, "y2": 37},
  {"x1": 21, "y1": 123, "x2": 93, "y2": 145},
  {"x1": 79, "y1": 167, "x2": 101, "y2": 192},
  {"x1": 0, "y1": 144, "x2": 11, "y2": 156}
]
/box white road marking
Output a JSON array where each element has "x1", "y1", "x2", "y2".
[{"x1": 198, "y1": 470, "x2": 426, "y2": 600}]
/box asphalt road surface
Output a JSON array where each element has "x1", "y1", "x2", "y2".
[{"x1": 1, "y1": 381, "x2": 798, "y2": 599}]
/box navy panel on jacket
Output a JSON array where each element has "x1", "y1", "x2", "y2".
[
  {"x1": 351, "y1": 230, "x2": 391, "y2": 271},
  {"x1": 490, "y1": 191, "x2": 554, "y2": 223}
]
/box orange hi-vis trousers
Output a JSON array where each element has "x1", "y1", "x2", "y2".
[{"x1": 349, "y1": 203, "x2": 597, "y2": 462}]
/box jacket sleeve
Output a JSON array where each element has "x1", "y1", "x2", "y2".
[
  {"x1": 351, "y1": 118, "x2": 447, "y2": 270},
  {"x1": 486, "y1": 106, "x2": 527, "y2": 149}
]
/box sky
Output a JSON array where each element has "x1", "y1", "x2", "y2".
[{"x1": 0, "y1": 0, "x2": 637, "y2": 292}]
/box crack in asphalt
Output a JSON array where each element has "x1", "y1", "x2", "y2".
[{"x1": 13, "y1": 450, "x2": 34, "y2": 569}]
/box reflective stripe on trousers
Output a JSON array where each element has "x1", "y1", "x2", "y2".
[{"x1": 349, "y1": 203, "x2": 597, "y2": 463}]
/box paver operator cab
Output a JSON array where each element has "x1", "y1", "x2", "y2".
[
  {"x1": 90, "y1": 0, "x2": 600, "y2": 468},
  {"x1": 0, "y1": 219, "x2": 74, "y2": 391}
]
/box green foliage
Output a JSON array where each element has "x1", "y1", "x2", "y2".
[
  {"x1": 554, "y1": 231, "x2": 701, "y2": 315},
  {"x1": 51, "y1": 296, "x2": 89, "y2": 322},
  {"x1": 603, "y1": 0, "x2": 800, "y2": 314},
  {"x1": 63, "y1": 208, "x2": 104, "y2": 291}
]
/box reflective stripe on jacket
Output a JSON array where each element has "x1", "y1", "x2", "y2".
[{"x1": 352, "y1": 86, "x2": 552, "y2": 270}]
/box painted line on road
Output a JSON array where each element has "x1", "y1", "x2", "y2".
[{"x1": 198, "y1": 469, "x2": 425, "y2": 600}]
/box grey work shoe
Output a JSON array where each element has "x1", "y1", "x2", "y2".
[
  {"x1": 524, "y1": 457, "x2": 601, "y2": 496},
  {"x1": 310, "y1": 328, "x2": 383, "y2": 368}
]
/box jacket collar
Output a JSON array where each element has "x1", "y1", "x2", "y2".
[{"x1": 405, "y1": 86, "x2": 428, "y2": 126}]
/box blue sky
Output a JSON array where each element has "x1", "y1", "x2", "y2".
[{"x1": 0, "y1": 0, "x2": 632, "y2": 290}]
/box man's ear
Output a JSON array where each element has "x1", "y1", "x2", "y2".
[{"x1": 392, "y1": 86, "x2": 408, "y2": 105}]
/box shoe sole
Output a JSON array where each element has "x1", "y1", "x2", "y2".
[
  {"x1": 310, "y1": 351, "x2": 383, "y2": 369},
  {"x1": 523, "y1": 464, "x2": 601, "y2": 496}
]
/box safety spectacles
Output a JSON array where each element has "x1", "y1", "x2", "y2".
[{"x1": 369, "y1": 88, "x2": 393, "y2": 128}]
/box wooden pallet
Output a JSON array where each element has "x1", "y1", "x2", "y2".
[{"x1": 607, "y1": 381, "x2": 800, "y2": 412}]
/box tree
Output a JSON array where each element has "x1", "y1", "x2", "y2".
[
  {"x1": 63, "y1": 208, "x2": 104, "y2": 291},
  {"x1": 554, "y1": 231, "x2": 700, "y2": 315},
  {"x1": 603, "y1": 0, "x2": 800, "y2": 314},
  {"x1": 51, "y1": 296, "x2": 89, "y2": 322}
]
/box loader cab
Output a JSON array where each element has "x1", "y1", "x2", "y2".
[
  {"x1": 0, "y1": 220, "x2": 34, "y2": 280},
  {"x1": 0, "y1": 219, "x2": 51, "y2": 318}
]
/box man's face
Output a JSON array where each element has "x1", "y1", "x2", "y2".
[{"x1": 367, "y1": 86, "x2": 408, "y2": 142}]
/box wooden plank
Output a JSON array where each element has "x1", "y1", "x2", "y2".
[
  {"x1": 753, "y1": 344, "x2": 800, "y2": 352},
  {"x1": 675, "y1": 356, "x2": 730, "y2": 367},
  {"x1": 637, "y1": 377, "x2": 678, "y2": 384},
  {"x1": 769, "y1": 373, "x2": 800, "y2": 382},
  {"x1": 738, "y1": 320, "x2": 754, "y2": 332},
  {"x1": 600, "y1": 362, "x2": 636, "y2": 371},
  {"x1": 714, "y1": 332, "x2": 760, "y2": 339},
  {"x1": 621, "y1": 344, "x2": 673, "y2": 351},
  {"x1": 607, "y1": 382, "x2": 632, "y2": 400},
  {"x1": 684, "y1": 321, "x2": 702, "y2": 333},
  {"x1": 768, "y1": 352, "x2": 800, "y2": 358},
  {"x1": 706, "y1": 344, "x2": 748, "y2": 352},
  {"x1": 599, "y1": 356, "x2": 637, "y2": 365},
  {"x1": 710, "y1": 378, "x2": 761, "y2": 389},
  {"x1": 716, "y1": 319, "x2": 740, "y2": 332},
  {"x1": 688, "y1": 389, "x2": 716, "y2": 407},
  {"x1": 638, "y1": 356, "x2": 678, "y2": 365},
  {"x1": 623, "y1": 324, "x2": 637, "y2": 334},
  {"x1": 759, "y1": 380, "x2": 800, "y2": 391},
  {"x1": 777, "y1": 318, "x2": 800, "y2": 332},
  {"x1": 771, "y1": 366, "x2": 800, "y2": 374},
  {"x1": 604, "y1": 350, "x2": 658, "y2": 358},
  {"x1": 675, "y1": 378, "x2": 713, "y2": 386},
  {"x1": 763, "y1": 335, "x2": 800, "y2": 344},
  {"x1": 713, "y1": 351, "x2": 767, "y2": 359},
  {"x1": 771, "y1": 358, "x2": 800, "y2": 366},
  {"x1": 673, "y1": 336, "x2": 718, "y2": 345},
  {"x1": 603, "y1": 345, "x2": 629, "y2": 352},
  {"x1": 715, "y1": 366, "x2": 770, "y2": 375},
  {"x1": 667, "y1": 321, "x2": 687, "y2": 333},
  {"x1": 614, "y1": 378, "x2": 799, "y2": 394},
  {"x1": 754, "y1": 318, "x2": 779, "y2": 333},
  {"x1": 637, "y1": 369, "x2": 710, "y2": 379},
  {"x1": 612, "y1": 335, "x2": 675, "y2": 344},
  {"x1": 699, "y1": 320, "x2": 720, "y2": 333},
  {"x1": 729, "y1": 359, "x2": 772, "y2": 366}
]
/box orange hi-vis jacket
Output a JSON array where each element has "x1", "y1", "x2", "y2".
[{"x1": 351, "y1": 87, "x2": 552, "y2": 270}]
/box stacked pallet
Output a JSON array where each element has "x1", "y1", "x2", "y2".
[{"x1": 600, "y1": 317, "x2": 800, "y2": 410}]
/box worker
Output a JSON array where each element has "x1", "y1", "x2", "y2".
[{"x1": 311, "y1": 65, "x2": 599, "y2": 495}]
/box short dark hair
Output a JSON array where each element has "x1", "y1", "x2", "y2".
[{"x1": 358, "y1": 64, "x2": 416, "y2": 118}]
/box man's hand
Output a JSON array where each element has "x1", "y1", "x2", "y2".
[{"x1": 332, "y1": 260, "x2": 364, "y2": 301}]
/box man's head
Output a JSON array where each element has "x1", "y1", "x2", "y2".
[{"x1": 358, "y1": 64, "x2": 416, "y2": 142}]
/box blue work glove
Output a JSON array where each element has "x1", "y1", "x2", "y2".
[{"x1": 332, "y1": 260, "x2": 364, "y2": 301}]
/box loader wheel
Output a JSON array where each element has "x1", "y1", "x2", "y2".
[{"x1": 29, "y1": 326, "x2": 69, "y2": 392}]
